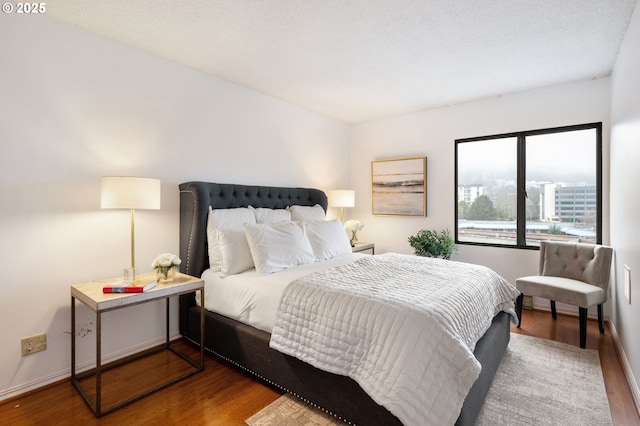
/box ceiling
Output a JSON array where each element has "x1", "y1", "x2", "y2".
[{"x1": 45, "y1": 0, "x2": 637, "y2": 124}]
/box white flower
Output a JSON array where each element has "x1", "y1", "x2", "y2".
[
  {"x1": 344, "y1": 219, "x2": 364, "y2": 232},
  {"x1": 152, "y1": 253, "x2": 182, "y2": 269}
]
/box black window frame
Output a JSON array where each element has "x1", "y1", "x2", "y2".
[{"x1": 454, "y1": 122, "x2": 603, "y2": 249}]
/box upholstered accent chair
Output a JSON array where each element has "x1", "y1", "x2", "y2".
[{"x1": 515, "y1": 241, "x2": 613, "y2": 349}]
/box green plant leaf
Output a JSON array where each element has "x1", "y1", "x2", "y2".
[{"x1": 408, "y1": 229, "x2": 458, "y2": 260}]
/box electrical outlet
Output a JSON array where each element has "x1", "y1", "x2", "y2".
[
  {"x1": 21, "y1": 333, "x2": 46, "y2": 356},
  {"x1": 624, "y1": 265, "x2": 631, "y2": 304}
]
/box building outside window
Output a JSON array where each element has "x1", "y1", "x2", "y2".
[{"x1": 455, "y1": 123, "x2": 602, "y2": 249}]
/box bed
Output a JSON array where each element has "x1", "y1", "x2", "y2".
[{"x1": 178, "y1": 181, "x2": 516, "y2": 425}]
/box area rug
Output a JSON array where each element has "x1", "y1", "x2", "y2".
[{"x1": 246, "y1": 333, "x2": 613, "y2": 425}]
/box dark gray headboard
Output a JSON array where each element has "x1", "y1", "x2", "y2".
[{"x1": 178, "y1": 181, "x2": 328, "y2": 277}]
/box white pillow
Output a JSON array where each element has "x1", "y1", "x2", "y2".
[
  {"x1": 244, "y1": 221, "x2": 316, "y2": 275},
  {"x1": 305, "y1": 219, "x2": 352, "y2": 261},
  {"x1": 249, "y1": 206, "x2": 292, "y2": 223},
  {"x1": 217, "y1": 228, "x2": 254, "y2": 276},
  {"x1": 288, "y1": 204, "x2": 326, "y2": 222},
  {"x1": 207, "y1": 207, "x2": 256, "y2": 272}
]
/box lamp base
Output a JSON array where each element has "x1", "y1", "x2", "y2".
[{"x1": 124, "y1": 267, "x2": 136, "y2": 281}]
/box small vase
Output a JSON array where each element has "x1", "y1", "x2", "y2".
[
  {"x1": 350, "y1": 231, "x2": 358, "y2": 247},
  {"x1": 156, "y1": 266, "x2": 176, "y2": 282}
]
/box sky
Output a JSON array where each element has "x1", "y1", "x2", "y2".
[{"x1": 457, "y1": 128, "x2": 597, "y2": 186}]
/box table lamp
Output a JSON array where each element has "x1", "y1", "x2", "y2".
[
  {"x1": 327, "y1": 189, "x2": 355, "y2": 223},
  {"x1": 101, "y1": 176, "x2": 161, "y2": 279}
]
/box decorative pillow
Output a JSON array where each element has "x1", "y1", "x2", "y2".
[
  {"x1": 249, "y1": 206, "x2": 292, "y2": 223},
  {"x1": 288, "y1": 204, "x2": 326, "y2": 222},
  {"x1": 217, "y1": 227, "x2": 255, "y2": 276},
  {"x1": 207, "y1": 207, "x2": 256, "y2": 272},
  {"x1": 305, "y1": 219, "x2": 352, "y2": 261},
  {"x1": 243, "y1": 221, "x2": 316, "y2": 275}
]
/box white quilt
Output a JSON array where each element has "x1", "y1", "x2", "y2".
[{"x1": 269, "y1": 253, "x2": 520, "y2": 426}]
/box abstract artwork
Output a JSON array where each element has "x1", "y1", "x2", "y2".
[{"x1": 371, "y1": 157, "x2": 427, "y2": 216}]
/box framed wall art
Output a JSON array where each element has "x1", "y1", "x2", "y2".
[{"x1": 371, "y1": 156, "x2": 427, "y2": 216}]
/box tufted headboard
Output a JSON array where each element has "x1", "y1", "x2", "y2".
[{"x1": 178, "y1": 181, "x2": 328, "y2": 278}]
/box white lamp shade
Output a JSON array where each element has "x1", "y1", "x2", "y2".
[
  {"x1": 101, "y1": 177, "x2": 161, "y2": 210},
  {"x1": 327, "y1": 190, "x2": 355, "y2": 208}
]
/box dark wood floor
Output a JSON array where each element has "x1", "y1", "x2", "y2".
[{"x1": 1, "y1": 309, "x2": 639, "y2": 425}]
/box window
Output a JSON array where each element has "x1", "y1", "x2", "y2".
[{"x1": 455, "y1": 123, "x2": 602, "y2": 248}]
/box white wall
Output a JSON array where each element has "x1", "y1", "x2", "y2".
[
  {"x1": 0, "y1": 15, "x2": 349, "y2": 399},
  {"x1": 350, "y1": 78, "x2": 611, "y2": 291},
  {"x1": 610, "y1": 1, "x2": 640, "y2": 408}
]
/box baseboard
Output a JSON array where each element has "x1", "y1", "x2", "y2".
[
  {"x1": 0, "y1": 368, "x2": 69, "y2": 403},
  {"x1": 608, "y1": 321, "x2": 640, "y2": 417},
  {"x1": 0, "y1": 331, "x2": 182, "y2": 402},
  {"x1": 531, "y1": 298, "x2": 601, "y2": 319}
]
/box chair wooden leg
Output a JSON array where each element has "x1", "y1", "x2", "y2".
[
  {"x1": 598, "y1": 304, "x2": 605, "y2": 334},
  {"x1": 515, "y1": 294, "x2": 523, "y2": 328},
  {"x1": 579, "y1": 307, "x2": 587, "y2": 349},
  {"x1": 550, "y1": 300, "x2": 557, "y2": 320}
]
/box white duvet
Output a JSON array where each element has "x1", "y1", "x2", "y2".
[{"x1": 269, "y1": 253, "x2": 520, "y2": 426}]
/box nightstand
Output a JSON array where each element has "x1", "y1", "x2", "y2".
[
  {"x1": 352, "y1": 242, "x2": 375, "y2": 254},
  {"x1": 70, "y1": 271, "x2": 204, "y2": 417}
]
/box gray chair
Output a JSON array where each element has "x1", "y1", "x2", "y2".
[{"x1": 515, "y1": 241, "x2": 613, "y2": 349}]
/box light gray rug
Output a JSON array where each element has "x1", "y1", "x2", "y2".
[
  {"x1": 475, "y1": 333, "x2": 612, "y2": 426},
  {"x1": 246, "y1": 333, "x2": 613, "y2": 425}
]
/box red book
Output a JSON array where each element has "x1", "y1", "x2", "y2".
[{"x1": 103, "y1": 279, "x2": 157, "y2": 294}]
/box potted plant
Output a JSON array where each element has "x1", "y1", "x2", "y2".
[{"x1": 408, "y1": 229, "x2": 457, "y2": 260}]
